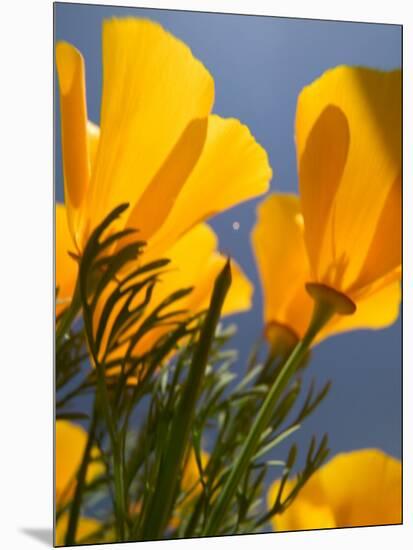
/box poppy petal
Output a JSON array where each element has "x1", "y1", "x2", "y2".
[
  {"x1": 56, "y1": 420, "x2": 104, "y2": 509},
  {"x1": 298, "y1": 104, "x2": 350, "y2": 283},
  {"x1": 87, "y1": 120, "x2": 100, "y2": 171},
  {"x1": 319, "y1": 449, "x2": 401, "y2": 527},
  {"x1": 148, "y1": 114, "x2": 272, "y2": 258},
  {"x1": 350, "y1": 175, "x2": 401, "y2": 292},
  {"x1": 125, "y1": 118, "x2": 208, "y2": 242},
  {"x1": 154, "y1": 223, "x2": 252, "y2": 317},
  {"x1": 56, "y1": 514, "x2": 101, "y2": 545},
  {"x1": 251, "y1": 193, "x2": 312, "y2": 338},
  {"x1": 318, "y1": 281, "x2": 401, "y2": 342},
  {"x1": 56, "y1": 421, "x2": 88, "y2": 506},
  {"x1": 56, "y1": 204, "x2": 78, "y2": 316},
  {"x1": 296, "y1": 67, "x2": 401, "y2": 292},
  {"x1": 85, "y1": 18, "x2": 214, "y2": 237},
  {"x1": 56, "y1": 42, "x2": 91, "y2": 244},
  {"x1": 268, "y1": 449, "x2": 401, "y2": 531}
]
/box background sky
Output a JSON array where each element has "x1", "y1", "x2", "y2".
[{"x1": 54, "y1": 2, "x2": 402, "y2": 470}]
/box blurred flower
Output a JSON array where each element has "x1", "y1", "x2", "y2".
[
  {"x1": 55, "y1": 420, "x2": 104, "y2": 545},
  {"x1": 251, "y1": 193, "x2": 401, "y2": 347},
  {"x1": 181, "y1": 447, "x2": 209, "y2": 493},
  {"x1": 296, "y1": 66, "x2": 401, "y2": 308},
  {"x1": 55, "y1": 514, "x2": 101, "y2": 547},
  {"x1": 267, "y1": 448, "x2": 401, "y2": 531},
  {"x1": 56, "y1": 420, "x2": 103, "y2": 507},
  {"x1": 56, "y1": 18, "x2": 271, "y2": 322}
]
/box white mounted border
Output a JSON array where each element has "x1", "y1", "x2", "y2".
[{"x1": 0, "y1": 1, "x2": 410, "y2": 549}]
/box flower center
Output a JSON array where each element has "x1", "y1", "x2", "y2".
[{"x1": 305, "y1": 283, "x2": 356, "y2": 315}]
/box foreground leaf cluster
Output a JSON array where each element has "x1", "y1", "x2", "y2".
[{"x1": 56, "y1": 205, "x2": 330, "y2": 545}]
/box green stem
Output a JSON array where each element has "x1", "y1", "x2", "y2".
[
  {"x1": 113, "y1": 442, "x2": 128, "y2": 540},
  {"x1": 203, "y1": 295, "x2": 338, "y2": 536},
  {"x1": 93, "y1": 351, "x2": 128, "y2": 541},
  {"x1": 81, "y1": 298, "x2": 128, "y2": 540},
  {"x1": 140, "y1": 260, "x2": 231, "y2": 540},
  {"x1": 64, "y1": 403, "x2": 98, "y2": 546},
  {"x1": 78, "y1": 330, "x2": 128, "y2": 537}
]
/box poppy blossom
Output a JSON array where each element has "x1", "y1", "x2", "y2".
[
  {"x1": 268, "y1": 448, "x2": 401, "y2": 531},
  {"x1": 252, "y1": 66, "x2": 401, "y2": 346},
  {"x1": 297, "y1": 66, "x2": 401, "y2": 309},
  {"x1": 55, "y1": 421, "x2": 103, "y2": 545},
  {"x1": 56, "y1": 18, "x2": 272, "y2": 332}
]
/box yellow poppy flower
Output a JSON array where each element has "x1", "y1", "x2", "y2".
[
  {"x1": 296, "y1": 66, "x2": 401, "y2": 307},
  {"x1": 55, "y1": 420, "x2": 104, "y2": 545},
  {"x1": 267, "y1": 448, "x2": 401, "y2": 531},
  {"x1": 56, "y1": 18, "x2": 271, "y2": 326},
  {"x1": 55, "y1": 514, "x2": 102, "y2": 547},
  {"x1": 251, "y1": 193, "x2": 401, "y2": 346},
  {"x1": 252, "y1": 66, "x2": 401, "y2": 346}
]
